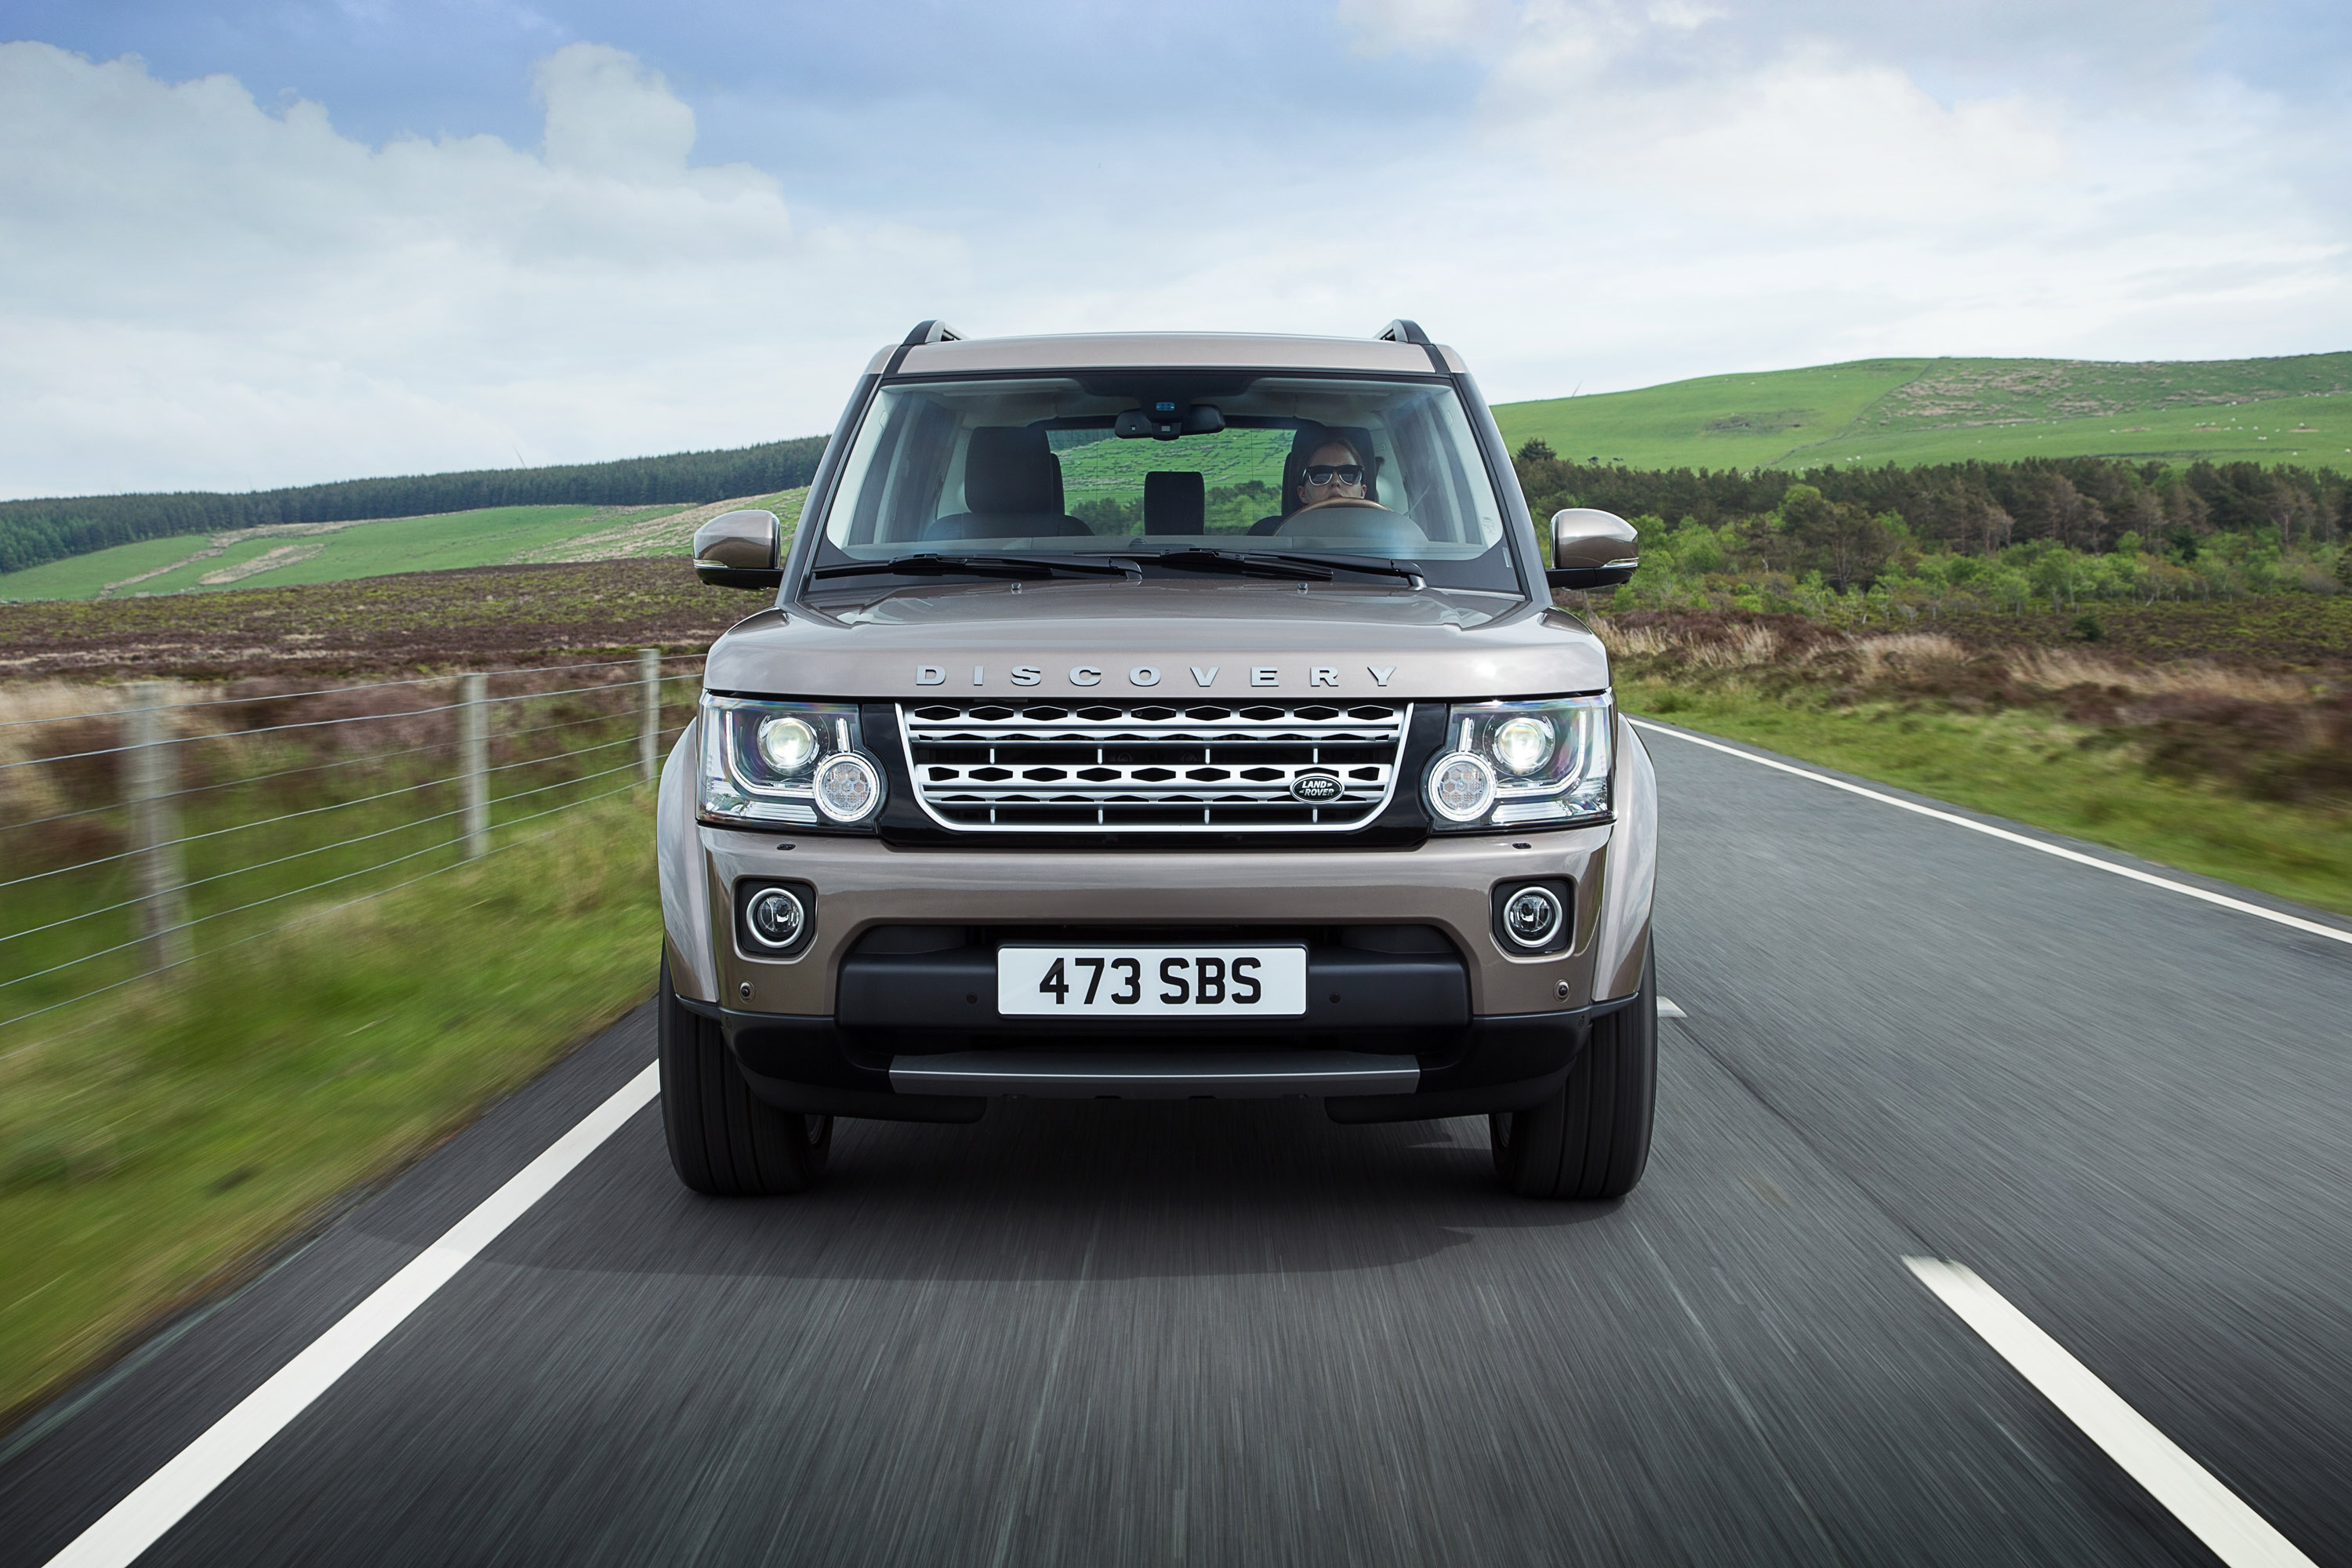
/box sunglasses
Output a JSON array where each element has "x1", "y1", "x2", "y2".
[{"x1": 1301, "y1": 464, "x2": 1365, "y2": 486}]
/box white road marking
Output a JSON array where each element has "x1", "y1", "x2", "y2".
[
  {"x1": 1631, "y1": 720, "x2": 2352, "y2": 949},
  {"x1": 1906, "y1": 1258, "x2": 2317, "y2": 1568},
  {"x1": 43, "y1": 1062, "x2": 661, "y2": 1568},
  {"x1": 1658, "y1": 999, "x2": 1687, "y2": 1018}
]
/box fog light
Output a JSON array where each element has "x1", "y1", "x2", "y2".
[
  {"x1": 812, "y1": 752, "x2": 881, "y2": 822},
  {"x1": 1501, "y1": 885, "x2": 1564, "y2": 949},
  {"x1": 1427, "y1": 752, "x2": 1496, "y2": 822},
  {"x1": 745, "y1": 887, "x2": 806, "y2": 950}
]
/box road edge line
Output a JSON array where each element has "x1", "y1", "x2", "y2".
[
  {"x1": 1629, "y1": 719, "x2": 2352, "y2": 948},
  {"x1": 42, "y1": 1062, "x2": 661, "y2": 1568},
  {"x1": 1904, "y1": 1258, "x2": 2315, "y2": 1568}
]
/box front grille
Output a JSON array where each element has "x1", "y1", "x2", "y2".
[{"x1": 900, "y1": 700, "x2": 1410, "y2": 833}]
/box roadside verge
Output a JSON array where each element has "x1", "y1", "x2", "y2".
[{"x1": 0, "y1": 793, "x2": 660, "y2": 1430}]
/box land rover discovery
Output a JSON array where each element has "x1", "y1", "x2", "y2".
[{"x1": 656, "y1": 320, "x2": 1657, "y2": 1200}]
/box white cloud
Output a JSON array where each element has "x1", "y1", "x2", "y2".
[
  {"x1": 0, "y1": 42, "x2": 959, "y2": 498},
  {"x1": 536, "y1": 44, "x2": 695, "y2": 180},
  {"x1": 1336, "y1": 0, "x2": 1514, "y2": 53},
  {"x1": 968, "y1": 1, "x2": 2343, "y2": 405},
  {"x1": 2, "y1": 7, "x2": 2347, "y2": 501},
  {"x1": 1381, "y1": 2, "x2": 2351, "y2": 398}
]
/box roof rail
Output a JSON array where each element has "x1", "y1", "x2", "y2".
[
  {"x1": 1377, "y1": 319, "x2": 1431, "y2": 345},
  {"x1": 901, "y1": 320, "x2": 964, "y2": 347}
]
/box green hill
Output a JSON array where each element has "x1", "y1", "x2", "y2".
[
  {"x1": 1490, "y1": 354, "x2": 2352, "y2": 473},
  {"x1": 0, "y1": 491, "x2": 805, "y2": 604},
  {"x1": 10, "y1": 349, "x2": 2349, "y2": 601},
  {"x1": 0, "y1": 436, "x2": 827, "y2": 577}
]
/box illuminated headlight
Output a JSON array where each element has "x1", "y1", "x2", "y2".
[
  {"x1": 1423, "y1": 695, "x2": 1613, "y2": 831},
  {"x1": 1492, "y1": 716, "x2": 1555, "y2": 775},
  {"x1": 699, "y1": 698, "x2": 885, "y2": 829},
  {"x1": 757, "y1": 716, "x2": 818, "y2": 771}
]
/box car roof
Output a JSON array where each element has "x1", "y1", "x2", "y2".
[{"x1": 866, "y1": 331, "x2": 1468, "y2": 378}]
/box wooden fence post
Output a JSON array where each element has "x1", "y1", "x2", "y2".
[
  {"x1": 125, "y1": 681, "x2": 190, "y2": 970},
  {"x1": 460, "y1": 673, "x2": 489, "y2": 858},
  {"x1": 638, "y1": 648, "x2": 661, "y2": 786}
]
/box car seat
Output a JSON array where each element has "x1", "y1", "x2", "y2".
[
  {"x1": 1144, "y1": 471, "x2": 1204, "y2": 535},
  {"x1": 926, "y1": 426, "x2": 1094, "y2": 540}
]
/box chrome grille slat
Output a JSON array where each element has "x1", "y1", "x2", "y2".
[{"x1": 900, "y1": 700, "x2": 1410, "y2": 833}]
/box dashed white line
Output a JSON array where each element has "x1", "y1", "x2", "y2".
[
  {"x1": 1631, "y1": 720, "x2": 2352, "y2": 949},
  {"x1": 43, "y1": 1062, "x2": 661, "y2": 1568},
  {"x1": 1907, "y1": 1258, "x2": 2317, "y2": 1568},
  {"x1": 1657, "y1": 999, "x2": 1687, "y2": 1019}
]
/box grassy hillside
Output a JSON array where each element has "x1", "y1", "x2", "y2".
[
  {"x1": 0, "y1": 490, "x2": 806, "y2": 604},
  {"x1": 15, "y1": 347, "x2": 2351, "y2": 598},
  {"x1": 0, "y1": 435, "x2": 828, "y2": 576},
  {"x1": 1493, "y1": 353, "x2": 2352, "y2": 473}
]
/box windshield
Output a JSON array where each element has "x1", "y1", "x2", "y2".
[{"x1": 809, "y1": 374, "x2": 1519, "y2": 592}]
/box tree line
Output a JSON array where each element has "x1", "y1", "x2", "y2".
[
  {"x1": 1512, "y1": 442, "x2": 2350, "y2": 561},
  {"x1": 0, "y1": 437, "x2": 830, "y2": 575}
]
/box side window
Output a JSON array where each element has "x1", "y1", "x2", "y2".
[
  {"x1": 842, "y1": 395, "x2": 957, "y2": 546},
  {"x1": 1388, "y1": 393, "x2": 1475, "y2": 543}
]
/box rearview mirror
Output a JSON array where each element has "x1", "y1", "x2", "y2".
[
  {"x1": 695, "y1": 510, "x2": 784, "y2": 590},
  {"x1": 1547, "y1": 508, "x2": 1639, "y2": 590}
]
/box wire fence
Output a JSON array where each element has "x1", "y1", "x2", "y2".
[{"x1": 0, "y1": 651, "x2": 704, "y2": 1040}]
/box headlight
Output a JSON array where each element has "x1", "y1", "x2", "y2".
[
  {"x1": 1423, "y1": 695, "x2": 1612, "y2": 830},
  {"x1": 757, "y1": 715, "x2": 818, "y2": 771},
  {"x1": 699, "y1": 698, "x2": 886, "y2": 829}
]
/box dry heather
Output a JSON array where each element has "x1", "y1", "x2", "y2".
[
  {"x1": 0, "y1": 664, "x2": 702, "y2": 877},
  {"x1": 2006, "y1": 648, "x2": 2314, "y2": 705},
  {"x1": 1599, "y1": 608, "x2": 2352, "y2": 804},
  {"x1": 0, "y1": 559, "x2": 743, "y2": 680}
]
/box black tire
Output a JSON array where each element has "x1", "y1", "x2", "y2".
[
  {"x1": 659, "y1": 954, "x2": 831, "y2": 1196},
  {"x1": 1491, "y1": 943, "x2": 1656, "y2": 1199}
]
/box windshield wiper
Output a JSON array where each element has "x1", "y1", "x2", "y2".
[
  {"x1": 1120, "y1": 547, "x2": 1330, "y2": 582},
  {"x1": 1120, "y1": 547, "x2": 1425, "y2": 588},
  {"x1": 809, "y1": 553, "x2": 1138, "y2": 582},
  {"x1": 1256, "y1": 552, "x2": 1426, "y2": 588}
]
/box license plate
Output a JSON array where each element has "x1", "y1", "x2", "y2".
[{"x1": 996, "y1": 946, "x2": 1308, "y2": 1016}]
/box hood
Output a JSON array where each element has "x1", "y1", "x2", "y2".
[{"x1": 702, "y1": 579, "x2": 1610, "y2": 700}]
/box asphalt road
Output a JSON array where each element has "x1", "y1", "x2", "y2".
[{"x1": 6, "y1": 723, "x2": 2350, "y2": 1567}]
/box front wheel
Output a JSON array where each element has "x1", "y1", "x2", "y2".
[
  {"x1": 659, "y1": 953, "x2": 831, "y2": 1196},
  {"x1": 1491, "y1": 944, "x2": 1656, "y2": 1199}
]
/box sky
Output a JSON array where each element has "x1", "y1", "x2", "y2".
[{"x1": 1, "y1": 0, "x2": 2347, "y2": 499}]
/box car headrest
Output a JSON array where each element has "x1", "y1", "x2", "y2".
[
  {"x1": 964, "y1": 426, "x2": 1064, "y2": 515},
  {"x1": 1144, "y1": 471, "x2": 1204, "y2": 535}
]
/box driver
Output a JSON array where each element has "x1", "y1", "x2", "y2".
[
  {"x1": 1294, "y1": 438, "x2": 1371, "y2": 511},
  {"x1": 1250, "y1": 428, "x2": 1388, "y2": 534}
]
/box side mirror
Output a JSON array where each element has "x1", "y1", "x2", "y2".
[
  {"x1": 1547, "y1": 508, "x2": 1639, "y2": 590},
  {"x1": 694, "y1": 510, "x2": 784, "y2": 590}
]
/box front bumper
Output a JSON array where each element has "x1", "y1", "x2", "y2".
[
  {"x1": 691, "y1": 996, "x2": 1632, "y2": 1124},
  {"x1": 654, "y1": 716, "x2": 1660, "y2": 1124},
  {"x1": 682, "y1": 824, "x2": 1618, "y2": 1018}
]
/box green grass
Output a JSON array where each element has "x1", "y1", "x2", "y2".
[
  {"x1": 1624, "y1": 680, "x2": 2352, "y2": 916},
  {"x1": 1494, "y1": 352, "x2": 2352, "y2": 474},
  {"x1": 0, "y1": 535, "x2": 241, "y2": 601},
  {"x1": 0, "y1": 789, "x2": 662, "y2": 1427},
  {"x1": 0, "y1": 506, "x2": 603, "y2": 601},
  {"x1": 0, "y1": 488, "x2": 808, "y2": 604},
  {"x1": 2, "y1": 705, "x2": 665, "y2": 1021},
  {"x1": 1054, "y1": 428, "x2": 1295, "y2": 497}
]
